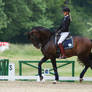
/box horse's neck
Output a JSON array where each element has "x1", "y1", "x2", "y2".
[
  {"x1": 40, "y1": 31, "x2": 52, "y2": 47},
  {"x1": 40, "y1": 36, "x2": 50, "y2": 47}
]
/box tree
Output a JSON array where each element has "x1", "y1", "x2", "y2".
[
  {"x1": 0, "y1": 0, "x2": 8, "y2": 34},
  {"x1": 0, "y1": 0, "x2": 92, "y2": 42},
  {"x1": 2, "y1": 0, "x2": 32, "y2": 42},
  {"x1": 69, "y1": 0, "x2": 92, "y2": 37}
]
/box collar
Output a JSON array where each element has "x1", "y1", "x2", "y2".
[{"x1": 64, "y1": 15, "x2": 69, "y2": 17}]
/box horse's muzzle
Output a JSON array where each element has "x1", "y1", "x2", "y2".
[{"x1": 34, "y1": 43, "x2": 42, "y2": 49}]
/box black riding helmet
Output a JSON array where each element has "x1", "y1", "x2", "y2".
[{"x1": 63, "y1": 7, "x2": 70, "y2": 12}]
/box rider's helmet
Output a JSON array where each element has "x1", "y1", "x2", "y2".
[{"x1": 63, "y1": 7, "x2": 70, "y2": 12}]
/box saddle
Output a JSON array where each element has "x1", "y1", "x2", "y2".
[{"x1": 55, "y1": 34, "x2": 73, "y2": 58}]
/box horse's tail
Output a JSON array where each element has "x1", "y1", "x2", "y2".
[
  {"x1": 90, "y1": 39, "x2": 92, "y2": 42},
  {"x1": 78, "y1": 53, "x2": 92, "y2": 69},
  {"x1": 89, "y1": 39, "x2": 92, "y2": 68},
  {"x1": 91, "y1": 39, "x2": 92, "y2": 49},
  {"x1": 88, "y1": 53, "x2": 92, "y2": 69}
]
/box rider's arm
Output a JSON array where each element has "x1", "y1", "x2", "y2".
[
  {"x1": 55, "y1": 16, "x2": 70, "y2": 34},
  {"x1": 55, "y1": 24, "x2": 63, "y2": 34},
  {"x1": 61, "y1": 16, "x2": 70, "y2": 32}
]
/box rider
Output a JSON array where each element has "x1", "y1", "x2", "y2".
[{"x1": 57, "y1": 7, "x2": 71, "y2": 59}]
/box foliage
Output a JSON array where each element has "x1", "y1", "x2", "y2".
[
  {"x1": 0, "y1": 0, "x2": 8, "y2": 34},
  {"x1": 0, "y1": 0, "x2": 92, "y2": 42},
  {"x1": 71, "y1": 0, "x2": 92, "y2": 37}
]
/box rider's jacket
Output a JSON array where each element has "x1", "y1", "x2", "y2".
[{"x1": 57, "y1": 15, "x2": 70, "y2": 33}]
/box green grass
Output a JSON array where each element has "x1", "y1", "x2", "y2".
[
  {"x1": 0, "y1": 44, "x2": 42, "y2": 59},
  {"x1": 0, "y1": 44, "x2": 92, "y2": 77}
]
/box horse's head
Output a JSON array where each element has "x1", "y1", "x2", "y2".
[{"x1": 28, "y1": 26, "x2": 52, "y2": 49}]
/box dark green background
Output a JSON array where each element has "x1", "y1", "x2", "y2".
[{"x1": 0, "y1": 0, "x2": 92, "y2": 43}]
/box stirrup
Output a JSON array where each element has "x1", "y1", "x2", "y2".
[
  {"x1": 61, "y1": 55, "x2": 67, "y2": 59},
  {"x1": 59, "y1": 55, "x2": 66, "y2": 59}
]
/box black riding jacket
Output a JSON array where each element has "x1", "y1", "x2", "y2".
[{"x1": 57, "y1": 15, "x2": 70, "y2": 33}]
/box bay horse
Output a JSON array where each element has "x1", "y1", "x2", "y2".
[{"x1": 28, "y1": 26, "x2": 92, "y2": 82}]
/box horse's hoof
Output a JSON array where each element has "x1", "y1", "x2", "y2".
[
  {"x1": 80, "y1": 78, "x2": 83, "y2": 82},
  {"x1": 40, "y1": 76, "x2": 45, "y2": 82},
  {"x1": 40, "y1": 76, "x2": 43, "y2": 81},
  {"x1": 53, "y1": 80, "x2": 58, "y2": 84}
]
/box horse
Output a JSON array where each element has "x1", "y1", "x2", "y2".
[{"x1": 28, "y1": 26, "x2": 92, "y2": 82}]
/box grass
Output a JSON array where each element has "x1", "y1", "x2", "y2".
[
  {"x1": 0, "y1": 44, "x2": 92, "y2": 77},
  {"x1": 0, "y1": 44, "x2": 42, "y2": 58}
]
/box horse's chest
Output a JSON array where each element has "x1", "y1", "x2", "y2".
[{"x1": 41, "y1": 42, "x2": 56, "y2": 57}]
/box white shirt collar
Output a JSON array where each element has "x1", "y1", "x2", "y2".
[{"x1": 64, "y1": 15, "x2": 69, "y2": 17}]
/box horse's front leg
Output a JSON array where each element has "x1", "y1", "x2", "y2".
[
  {"x1": 80, "y1": 66, "x2": 89, "y2": 82},
  {"x1": 38, "y1": 56, "x2": 48, "y2": 81},
  {"x1": 51, "y1": 58, "x2": 59, "y2": 82}
]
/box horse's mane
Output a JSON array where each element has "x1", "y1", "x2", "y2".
[
  {"x1": 32, "y1": 26, "x2": 51, "y2": 32},
  {"x1": 31, "y1": 26, "x2": 55, "y2": 39}
]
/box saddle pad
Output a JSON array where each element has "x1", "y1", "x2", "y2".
[
  {"x1": 63, "y1": 37, "x2": 73, "y2": 49},
  {"x1": 56, "y1": 37, "x2": 73, "y2": 58}
]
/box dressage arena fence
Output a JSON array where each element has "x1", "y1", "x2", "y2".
[
  {"x1": 0, "y1": 59, "x2": 9, "y2": 76},
  {"x1": 19, "y1": 60, "x2": 75, "y2": 76},
  {"x1": 0, "y1": 59, "x2": 92, "y2": 81},
  {"x1": 19, "y1": 60, "x2": 75, "y2": 82}
]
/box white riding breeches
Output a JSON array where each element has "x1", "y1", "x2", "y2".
[{"x1": 58, "y1": 32, "x2": 70, "y2": 44}]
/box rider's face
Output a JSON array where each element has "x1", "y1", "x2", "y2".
[{"x1": 63, "y1": 12, "x2": 69, "y2": 16}]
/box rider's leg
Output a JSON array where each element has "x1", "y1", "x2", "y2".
[
  {"x1": 58, "y1": 43, "x2": 66, "y2": 58},
  {"x1": 58, "y1": 32, "x2": 69, "y2": 58}
]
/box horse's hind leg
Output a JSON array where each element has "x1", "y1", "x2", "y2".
[
  {"x1": 80, "y1": 66, "x2": 89, "y2": 82},
  {"x1": 38, "y1": 56, "x2": 48, "y2": 81},
  {"x1": 51, "y1": 58, "x2": 59, "y2": 81}
]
